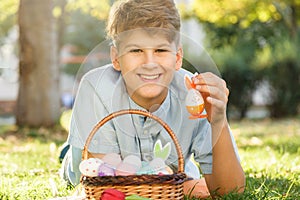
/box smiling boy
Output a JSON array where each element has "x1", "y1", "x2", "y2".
[
  {"x1": 61, "y1": 0, "x2": 245, "y2": 198},
  {"x1": 110, "y1": 28, "x2": 182, "y2": 110}
]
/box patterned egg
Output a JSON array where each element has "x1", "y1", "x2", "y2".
[
  {"x1": 102, "y1": 153, "x2": 122, "y2": 168},
  {"x1": 98, "y1": 163, "x2": 115, "y2": 176},
  {"x1": 185, "y1": 89, "x2": 205, "y2": 116},
  {"x1": 156, "y1": 167, "x2": 172, "y2": 175},
  {"x1": 79, "y1": 158, "x2": 103, "y2": 177},
  {"x1": 115, "y1": 162, "x2": 137, "y2": 176},
  {"x1": 123, "y1": 155, "x2": 142, "y2": 170}
]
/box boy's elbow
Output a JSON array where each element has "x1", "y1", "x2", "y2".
[
  {"x1": 221, "y1": 173, "x2": 246, "y2": 195},
  {"x1": 208, "y1": 173, "x2": 246, "y2": 196}
]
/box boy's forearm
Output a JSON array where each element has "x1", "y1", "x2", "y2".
[{"x1": 205, "y1": 121, "x2": 245, "y2": 195}]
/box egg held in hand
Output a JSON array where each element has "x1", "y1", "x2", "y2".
[
  {"x1": 185, "y1": 88, "x2": 205, "y2": 117},
  {"x1": 184, "y1": 74, "x2": 207, "y2": 119}
]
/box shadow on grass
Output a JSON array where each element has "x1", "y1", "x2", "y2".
[
  {"x1": 238, "y1": 131, "x2": 300, "y2": 155},
  {"x1": 0, "y1": 125, "x2": 68, "y2": 145}
]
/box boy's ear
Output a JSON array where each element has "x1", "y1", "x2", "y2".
[
  {"x1": 110, "y1": 46, "x2": 121, "y2": 71},
  {"x1": 175, "y1": 46, "x2": 183, "y2": 71}
]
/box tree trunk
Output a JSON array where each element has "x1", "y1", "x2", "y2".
[{"x1": 17, "y1": 0, "x2": 60, "y2": 127}]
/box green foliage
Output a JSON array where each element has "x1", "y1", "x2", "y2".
[
  {"x1": 0, "y1": 0, "x2": 18, "y2": 44},
  {"x1": 186, "y1": 0, "x2": 300, "y2": 118},
  {"x1": 66, "y1": 0, "x2": 110, "y2": 20},
  {"x1": 64, "y1": 9, "x2": 106, "y2": 55},
  {"x1": 60, "y1": 9, "x2": 108, "y2": 76},
  {"x1": 266, "y1": 59, "x2": 300, "y2": 118},
  {"x1": 211, "y1": 38, "x2": 260, "y2": 119},
  {"x1": 220, "y1": 56, "x2": 259, "y2": 119}
]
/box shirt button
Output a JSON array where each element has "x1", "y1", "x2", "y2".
[{"x1": 92, "y1": 140, "x2": 98, "y2": 145}]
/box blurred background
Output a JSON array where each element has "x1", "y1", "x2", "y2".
[
  {"x1": 0, "y1": 0, "x2": 299, "y2": 126},
  {"x1": 0, "y1": 1, "x2": 299, "y2": 199}
]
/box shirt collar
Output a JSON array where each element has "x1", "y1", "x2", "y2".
[{"x1": 128, "y1": 91, "x2": 170, "y2": 122}]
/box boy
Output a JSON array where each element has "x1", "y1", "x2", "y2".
[{"x1": 61, "y1": 0, "x2": 245, "y2": 197}]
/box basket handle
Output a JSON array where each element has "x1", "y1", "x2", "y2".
[{"x1": 82, "y1": 109, "x2": 184, "y2": 173}]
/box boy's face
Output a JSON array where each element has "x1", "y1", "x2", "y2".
[{"x1": 111, "y1": 29, "x2": 182, "y2": 110}]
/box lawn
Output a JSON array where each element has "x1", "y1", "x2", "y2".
[{"x1": 0, "y1": 112, "x2": 299, "y2": 200}]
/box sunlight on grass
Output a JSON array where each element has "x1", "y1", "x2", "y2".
[
  {"x1": 0, "y1": 123, "x2": 72, "y2": 199},
  {"x1": 230, "y1": 118, "x2": 300, "y2": 199},
  {"x1": 0, "y1": 116, "x2": 299, "y2": 199}
]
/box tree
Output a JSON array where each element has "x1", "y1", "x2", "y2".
[
  {"x1": 17, "y1": 0, "x2": 60, "y2": 127},
  {"x1": 180, "y1": 0, "x2": 300, "y2": 118}
]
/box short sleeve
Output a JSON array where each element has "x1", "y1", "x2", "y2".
[{"x1": 67, "y1": 78, "x2": 119, "y2": 153}]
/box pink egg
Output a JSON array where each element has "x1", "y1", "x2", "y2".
[
  {"x1": 115, "y1": 162, "x2": 137, "y2": 176},
  {"x1": 98, "y1": 163, "x2": 115, "y2": 176},
  {"x1": 102, "y1": 153, "x2": 122, "y2": 168},
  {"x1": 123, "y1": 155, "x2": 142, "y2": 170}
]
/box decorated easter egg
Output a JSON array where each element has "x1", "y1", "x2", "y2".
[
  {"x1": 149, "y1": 157, "x2": 166, "y2": 172},
  {"x1": 165, "y1": 165, "x2": 173, "y2": 174},
  {"x1": 102, "y1": 153, "x2": 122, "y2": 168},
  {"x1": 98, "y1": 163, "x2": 115, "y2": 176},
  {"x1": 123, "y1": 155, "x2": 142, "y2": 170},
  {"x1": 100, "y1": 188, "x2": 125, "y2": 200},
  {"x1": 115, "y1": 162, "x2": 137, "y2": 176},
  {"x1": 185, "y1": 88, "x2": 205, "y2": 116},
  {"x1": 136, "y1": 164, "x2": 155, "y2": 175},
  {"x1": 184, "y1": 74, "x2": 207, "y2": 119},
  {"x1": 156, "y1": 166, "x2": 173, "y2": 175},
  {"x1": 79, "y1": 158, "x2": 103, "y2": 177}
]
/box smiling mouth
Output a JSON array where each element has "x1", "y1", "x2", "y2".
[{"x1": 139, "y1": 74, "x2": 161, "y2": 81}]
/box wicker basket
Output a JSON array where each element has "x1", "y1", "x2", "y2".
[{"x1": 80, "y1": 109, "x2": 187, "y2": 199}]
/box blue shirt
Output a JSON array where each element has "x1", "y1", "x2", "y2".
[{"x1": 66, "y1": 64, "x2": 239, "y2": 185}]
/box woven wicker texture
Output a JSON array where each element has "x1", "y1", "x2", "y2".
[{"x1": 81, "y1": 109, "x2": 187, "y2": 199}]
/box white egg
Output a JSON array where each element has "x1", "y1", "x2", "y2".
[
  {"x1": 185, "y1": 89, "x2": 204, "y2": 106},
  {"x1": 149, "y1": 158, "x2": 166, "y2": 172},
  {"x1": 79, "y1": 158, "x2": 103, "y2": 177}
]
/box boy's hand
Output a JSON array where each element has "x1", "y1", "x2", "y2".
[{"x1": 192, "y1": 72, "x2": 229, "y2": 125}]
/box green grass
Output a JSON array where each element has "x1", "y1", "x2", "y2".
[{"x1": 0, "y1": 115, "x2": 299, "y2": 199}]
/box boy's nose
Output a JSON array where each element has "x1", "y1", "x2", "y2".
[{"x1": 143, "y1": 49, "x2": 156, "y2": 65}]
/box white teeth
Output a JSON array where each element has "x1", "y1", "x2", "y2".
[{"x1": 140, "y1": 74, "x2": 159, "y2": 80}]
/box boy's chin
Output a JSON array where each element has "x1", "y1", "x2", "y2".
[{"x1": 130, "y1": 86, "x2": 168, "y2": 101}]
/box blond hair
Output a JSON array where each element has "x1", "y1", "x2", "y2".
[{"x1": 106, "y1": 0, "x2": 181, "y2": 44}]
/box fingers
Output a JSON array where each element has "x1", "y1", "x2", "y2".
[{"x1": 192, "y1": 72, "x2": 229, "y2": 103}]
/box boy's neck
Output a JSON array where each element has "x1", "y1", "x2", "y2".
[{"x1": 130, "y1": 90, "x2": 168, "y2": 112}]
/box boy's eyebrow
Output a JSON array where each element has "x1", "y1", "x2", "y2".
[{"x1": 123, "y1": 42, "x2": 172, "y2": 49}]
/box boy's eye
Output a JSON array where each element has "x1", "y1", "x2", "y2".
[
  {"x1": 155, "y1": 49, "x2": 168, "y2": 53},
  {"x1": 129, "y1": 49, "x2": 143, "y2": 53}
]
